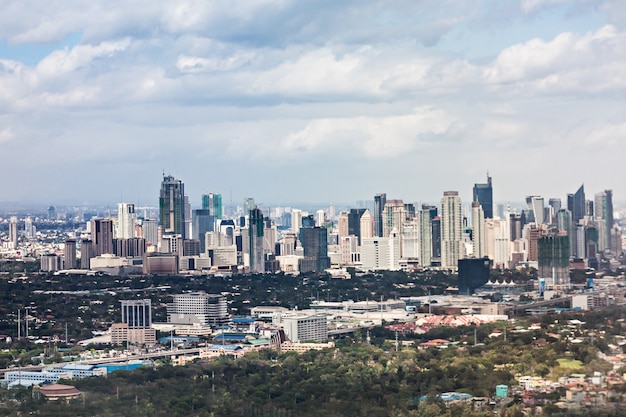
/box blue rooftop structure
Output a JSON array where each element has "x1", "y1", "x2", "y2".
[
  {"x1": 231, "y1": 317, "x2": 256, "y2": 324},
  {"x1": 98, "y1": 361, "x2": 148, "y2": 373}
]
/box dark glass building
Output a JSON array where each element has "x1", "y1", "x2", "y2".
[
  {"x1": 159, "y1": 175, "x2": 187, "y2": 239},
  {"x1": 348, "y1": 208, "x2": 367, "y2": 243},
  {"x1": 568, "y1": 184, "x2": 585, "y2": 224},
  {"x1": 458, "y1": 257, "x2": 491, "y2": 295},
  {"x1": 249, "y1": 207, "x2": 265, "y2": 273},
  {"x1": 192, "y1": 209, "x2": 215, "y2": 252},
  {"x1": 373, "y1": 193, "x2": 386, "y2": 237},
  {"x1": 472, "y1": 175, "x2": 493, "y2": 219},
  {"x1": 299, "y1": 227, "x2": 330, "y2": 273}
]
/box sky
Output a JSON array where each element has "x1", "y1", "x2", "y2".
[{"x1": 0, "y1": 0, "x2": 625, "y2": 208}]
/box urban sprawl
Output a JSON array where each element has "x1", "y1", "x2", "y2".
[{"x1": 0, "y1": 174, "x2": 625, "y2": 415}]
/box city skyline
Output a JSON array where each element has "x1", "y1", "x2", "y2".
[{"x1": 0, "y1": 1, "x2": 625, "y2": 205}]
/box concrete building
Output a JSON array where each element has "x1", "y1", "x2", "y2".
[
  {"x1": 121, "y1": 299, "x2": 152, "y2": 328},
  {"x1": 110, "y1": 323, "x2": 156, "y2": 346},
  {"x1": 117, "y1": 203, "x2": 136, "y2": 239},
  {"x1": 8, "y1": 217, "x2": 18, "y2": 248},
  {"x1": 167, "y1": 292, "x2": 228, "y2": 326},
  {"x1": 141, "y1": 218, "x2": 158, "y2": 246},
  {"x1": 143, "y1": 253, "x2": 179, "y2": 275},
  {"x1": 80, "y1": 239, "x2": 94, "y2": 269},
  {"x1": 361, "y1": 231, "x2": 401, "y2": 271},
  {"x1": 64, "y1": 239, "x2": 77, "y2": 270},
  {"x1": 441, "y1": 191, "x2": 462, "y2": 269},
  {"x1": 382, "y1": 200, "x2": 405, "y2": 239},
  {"x1": 594, "y1": 190, "x2": 614, "y2": 251},
  {"x1": 40, "y1": 253, "x2": 62, "y2": 272},
  {"x1": 359, "y1": 209, "x2": 374, "y2": 240},
  {"x1": 471, "y1": 202, "x2": 486, "y2": 258},
  {"x1": 283, "y1": 314, "x2": 328, "y2": 343},
  {"x1": 418, "y1": 205, "x2": 432, "y2": 267},
  {"x1": 91, "y1": 218, "x2": 114, "y2": 256}
]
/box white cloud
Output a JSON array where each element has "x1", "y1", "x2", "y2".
[
  {"x1": 36, "y1": 38, "x2": 131, "y2": 76},
  {"x1": 0, "y1": 1, "x2": 624, "y2": 204},
  {"x1": 280, "y1": 107, "x2": 454, "y2": 159},
  {"x1": 483, "y1": 25, "x2": 626, "y2": 94}
]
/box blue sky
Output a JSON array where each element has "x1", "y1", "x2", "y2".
[{"x1": 0, "y1": 0, "x2": 624, "y2": 208}]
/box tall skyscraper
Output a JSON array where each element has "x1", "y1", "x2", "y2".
[
  {"x1": 24, "y1": 217, "x2": 34, "y2": 239},
  {"x1": 359, "y1": 209, "x2": 374, "y2": 239},
  {"x1": 64, "y1": 239, "x2": 77, "y2": 269},
  {"x1": 382, "y1": 200, "x2": 405, "y2": 238},
  {"x1": 348, "y1": 208, "x2": 367, "y2": 242},
  {"x1": 299, "y1": 226, "x2": 331, "y2": 273},
  {"x1": 202, "y1": 193, "x2": 223, "y2": 220},
  {"x1": 538, "y1": 234, "x2": 570, "y2": 290},
  {"x1": 431, "y1": 217, "x2": 441, "y2": 260},
  {"x1": 441, "y1": 191, "x2": 462, "y2": 269},
  {"x1": 8, "y1": 217, "x2": 18, "y2": 249},
  {"x1": 471, "y1": 202, "x2": 486, "y2": 258},
  {"x1": 547, "y1": 198, "x2": 561, "y2": 224},
  {"x1": 141, "y1": 218, "x2": 158, "y2": 246},
  {"x1": 159, "y1": 175, "x2": 187, "y2": 239},
  {"x1": 472, "y1": 175, "x2": 493, "y2": 219},
  {"x1": 117, "y1": 203, "x2": 136, "y2": 239},
  {"x1": 80, "y1": 239, "x2": 94, "y2": 269},
  {"x1": 528, "y1": 196, "x2": 545, "y2": 225},
  {"x1": 249, "y1": 207, "x2": 265, "y2": 273},
  {"x1": 568, "y1": 184, "x2": 585, "y2": 225},
  {"x1": 91, "y1": 218, "x2": 114, "y2": 256},
  {"x1": 192, "y1": 209, "x2": 215, "y2": 253},
  {"x1": 337, "y1": 211, "x2": 349, "y2": 239},
  {"x1": 418, "y1": 204, "x2": 432, "y2": 267},
  {"x1": 373, "y1": 193, "x2": 387, "y2": 237},
  {"x1": 291, "y1": 209, "x2": 303, "y2": 234},
  {"x1": 594, "y1": 190, "x2": 614, "y2": 251}
]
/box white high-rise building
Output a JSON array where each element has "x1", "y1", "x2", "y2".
[
  {"x1": 359, "y1": 209, "x2": 374, "y2": 239},
  {"x1": 167, "y1": 292, "x2": 229, "y2": 326},
  {"x1": 401, "y1": 219, "x2": 419, "y2": 260},
  {"x1": 283, "y1": 315, "x2": 327, "y2": 343},
  {"x1": 291, "y1": 209, "x2": 303, "y2": 233},
  {"x1": 8, "y1": 217, "x2": 18, "y2": 249},
  {"x1": 340, "y1": 235, "x2": 359, "y2": 265},
  {"x1": 24, "y1": 217, "x2": 35, "y2": 239},
  {"x1": 142, "y1": 219, "x2": 158, "y2": 246},
  {"x1": 337, "y1": 211, "x2": 349, "y2": 239},
  {"x1": 117, "y1": 203, "x2": 136, "y2": 239},
  {"x1": 471, "y1": 202, "x2": 486, "y2": 258},
  {"x1": 441, "y1": 191, "x2": 462, "y2": 269},
  {"x1": 315, "y1": 210, "x2": 325, "y2": 227},
  {"x1": 527, "y1": 196, "x2": 545, "y2": 226},
  {"x1": 382, "y1": 200, "x2": 405, "y2": 238},
  {"x1": 361, "y1": 230, "x2": 400, "y2": 271},
  {"x1": 418, "y1": 205, "x2": 432, "y2": 267}
]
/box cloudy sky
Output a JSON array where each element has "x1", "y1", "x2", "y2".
[{"x1": 0, "y1": 0, "x2": 624, "y2": 208}]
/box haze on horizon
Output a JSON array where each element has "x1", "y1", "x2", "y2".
[{"x1": 0, "y1": 1, "x2": 624, "y2": 208}]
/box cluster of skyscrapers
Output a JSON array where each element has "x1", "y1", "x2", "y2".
[{"x1": 0, "y1": 173, "x2": 619, "y2": 289}]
